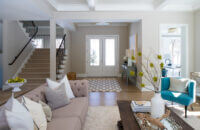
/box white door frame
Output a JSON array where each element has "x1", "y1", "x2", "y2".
[{"x1": 86, "y1": 35, "x2": 119, "y2": 77}]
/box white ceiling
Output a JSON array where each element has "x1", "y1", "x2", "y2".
[{"x1": 47, "y1": 0, "x2": 200, "y2": 11}]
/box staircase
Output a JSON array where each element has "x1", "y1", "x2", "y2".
[
  {"x1": 18, "y1": 49, "x2": 50, "y2": 88},
  {"x1": 18, "y1": 48, "x2": 67, "y2": 89}
]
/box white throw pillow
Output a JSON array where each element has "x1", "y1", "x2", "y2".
[
  {"x1": 46, "y1": 75, "x2": 75, "y2": 99},
  {"x1": 5, "y1": 110, "x2": 34, "y2": 130},
  {"x1": 169, "y1": 78, "x2": 189, "y2": 93},
  {"x1": 22, "y1": 96, "x2": 47, "y2": 130},
  {"x1": 4, "y1": 96, "x2": 34, "y2": 130}
]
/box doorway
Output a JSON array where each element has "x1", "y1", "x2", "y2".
[
  {"x1": 160, "y1": 24, "x2": 187, "y2": 77},
  {"x1": 86, "y1": 35, "x2": 119, "y2": 77}
]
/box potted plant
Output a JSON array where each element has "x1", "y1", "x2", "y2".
[{"x1": 132, "y1": 51, "x2": 165, "y2": 118}]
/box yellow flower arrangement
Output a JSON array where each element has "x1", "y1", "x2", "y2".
[
  {"x1": 140, "y1": 83, "x2": 145, "y2": 88},
  {"x1": 157, "y1": 55, "x2": 162, "y2": 60},
  {"x1": 160, "y1": 62, "x2": 164, "y2": 69},
  {"x1": 138, "y1": 72, "x2": 144, "y2": 77},
  {"x1": 150, "y1": 63, "x2": 154, "y2": 68},
  {"x1": 131, "y1": 56, "x2": 135, "y2": 61},
  {"x1": 134, "y1": 52, "x2": 163, "y2": 92},
  {"x1": 130, "y1": 71, "x2": 135, "y2": 76},
  {"x1": 138, "y1": 52, "x2": 142, "y2": 56},
  {"x1": 153, "y1": 77, "x2": 158, "y2": 82}
]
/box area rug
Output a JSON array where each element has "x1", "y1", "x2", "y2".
[
  {"x1": 83, "y1": 106, "x2": 120, "y2": 130},
  {"x1": 86, "y1": 78, "x2": 122, "y2": 92}
]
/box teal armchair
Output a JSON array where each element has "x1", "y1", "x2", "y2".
[{"x1": 161, "y1": 77, "x2": 196, "y2": 118}]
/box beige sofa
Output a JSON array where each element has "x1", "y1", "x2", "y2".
[{"x1": 19, "y1": 80, "x2": 89, "y2": 130}]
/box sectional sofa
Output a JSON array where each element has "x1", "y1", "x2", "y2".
[{"x1": 18, "y1": 80, "x2": 89, "y2": 130}]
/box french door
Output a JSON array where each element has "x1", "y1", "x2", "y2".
[{"x1": 86, "y1": 35, "x2": 119, "y2": 77}]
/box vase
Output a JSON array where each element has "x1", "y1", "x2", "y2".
[{"x1": 151, "y1": 93, "x2": 165, "y2": 118}]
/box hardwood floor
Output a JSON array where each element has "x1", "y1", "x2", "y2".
[{"x1": 88, "y1": 78, "x2": 154, "y2": 106}]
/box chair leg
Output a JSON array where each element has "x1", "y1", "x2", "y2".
[{"x1": 185, "y1": 106, "x2": 187, "y2": 118}]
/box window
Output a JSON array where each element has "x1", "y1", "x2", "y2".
[
  {"x1": 160, "y1": 25, "x2": 186, "y2": 77},
  {"x1": 33, "y1": 38, "x2": 43, "y2": 48},
  {"x1": 105, "y1": 39, "x2": 115, "y2": 66},
  {"x1": 56, "y1": 38, "x2": 63, "y2": 49},
  {"x1": 90, "y1": 39, "x2": 100, "y2": 66}
]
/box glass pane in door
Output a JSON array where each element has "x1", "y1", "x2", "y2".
[
  {"x1": 161, "y1": 37, "x2": 181, "y2": 76},
  {"x1": 90, "y1": 39, "x2": 100, "y2": 66},
  {"x1": 161, "y1": 37, "x2": 181, "y2": 66},
  {"x1": 105, "y1": 39, "x2": 115, "y2": 66}
]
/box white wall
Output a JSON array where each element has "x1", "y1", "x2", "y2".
[
  {"x1": 194, "y1": 10, "x2": 200, "y2": 71},
  {"x1": 2, "y1": 20, "x2": 33, "y2": 83},
  {"x1": 64, "y1": 29, "x2": 72, "y2": 74},
  {"x1": 55, "y1": 11, "x2": 194, "y2": 78},
  {"x1": 70, "y1": 25, "x2": 129, "y2": 74}
]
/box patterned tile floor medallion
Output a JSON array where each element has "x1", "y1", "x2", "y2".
[{"x1": 86, "y1": 78, "x2": 122, "y2": 92}]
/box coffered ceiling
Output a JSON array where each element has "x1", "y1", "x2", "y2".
[{"x1": 47, "y1": 0, "x2": 200, "y2": 11}]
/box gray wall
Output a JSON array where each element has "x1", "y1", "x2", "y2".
[
  {"x1": 71, "y1": 25, "x2": 129, "y2": 74},
  {"x1": 2, "y1": 20, "x2": 33, "y2": 84}
]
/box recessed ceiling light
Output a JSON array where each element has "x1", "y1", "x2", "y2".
[{"x1": 96, "y1": 22, "x2": 110, "y2": 26}]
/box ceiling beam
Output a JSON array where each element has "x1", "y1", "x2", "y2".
[
  {"x1": 86, "y1": 0, "x2": 95, "y2": 11},
  {"x1": 154, "y1": 0, "x2": 169, "y2": 10},
  {"x1": 56, "y1": 20, "x2": 76, "y2": 31}
]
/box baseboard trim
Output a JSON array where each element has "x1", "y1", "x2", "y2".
[
  {"x1": 77, "y1": 74, "x2": 87, "y2": 77},
  {"x1": 77, "y1": 73, "x2": 121, "y2": 78}
]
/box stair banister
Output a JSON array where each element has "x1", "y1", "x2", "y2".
[
  {"x1": 56, "y1": 34, "x2": 66, "y2": 78},
  {"x1": 8, "y1": 21, "x2": 38, "y2": 65}
]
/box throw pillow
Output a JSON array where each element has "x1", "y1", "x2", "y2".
[
  {"x1": 0, "y1": 110, "x2": 9, "y2": 130},
  {"x1": 5, "y1": 110, "x2": 34, "y2": 130},
  {"x1": 22, "y1": 96, "x2": 47, "y2": 130},
  {"x1": 0, "y1": 96, "x2": 13, "y2": 130},
  {"x1": 45, "y1": 83, "x2": 70, "y2": 110},
  {"x1": 39, "y1": 100, "x2": 52, "y2": 122},
  {"x1": 46, "y1": 75, "x2": 75, "y2": 99},
  {"x1": 3, "y1": 96, "x2": 34, "y2": 130},
  {"x1": 169, "y1": 78, "x2": 189, "y2": 93}
]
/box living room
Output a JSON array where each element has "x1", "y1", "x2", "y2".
[{"x1": 1, "y1": 0, "x2": 200, "y2": 130}]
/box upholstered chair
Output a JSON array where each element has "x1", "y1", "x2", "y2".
[{"x1": 161, "y1": 77, "x2": 196, "y2": 118}]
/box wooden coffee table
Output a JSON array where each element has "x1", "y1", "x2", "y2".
[{"x1": 117, "y1": 100, "x2": 194, "y2": 130}]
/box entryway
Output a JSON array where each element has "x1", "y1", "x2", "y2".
[{"x1": 86, "y1": 35, "x2": 119, "y2": 77}]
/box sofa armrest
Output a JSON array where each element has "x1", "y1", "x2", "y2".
[
  {"x1": 69, "y1": 80, "x2": 88, "y2": 97},
  {"x1": 161, "y1": 77, "x2": 170, "y2": 91},
  {"x1": 188, "y1": 80, "x2": 196, "y2": 102}
]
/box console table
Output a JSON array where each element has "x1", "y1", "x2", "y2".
[{"x1": 121, "y1": 64, "x2": 137, "y2": 85}]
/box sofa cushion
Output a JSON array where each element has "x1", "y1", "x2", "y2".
[
  {"x1": 52, "y1": 97, "x2": 88, "y2": 126},
  {"x1": 20, "y1": 84, "x2": 47, "y2": 103},
  {"x1": 45, "y1": 83, "x2": 70, "y2": 110},
  {"x1": 47, "y1": 117, "x2": 81, "y2": 130},
  {"x1": 169, "y1": 78, "x2": 189, "y2": 93},
  {"x1": 161, "y1": 90, "x2": 193, "y2": 106}
]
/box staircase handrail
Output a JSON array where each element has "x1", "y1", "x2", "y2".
[
  {"x1": 56, "y1": 34, "x2": 66, "y2": 56},
  {"x1": 8, "y1": 21, "x2": 38, "y2": 65}
]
